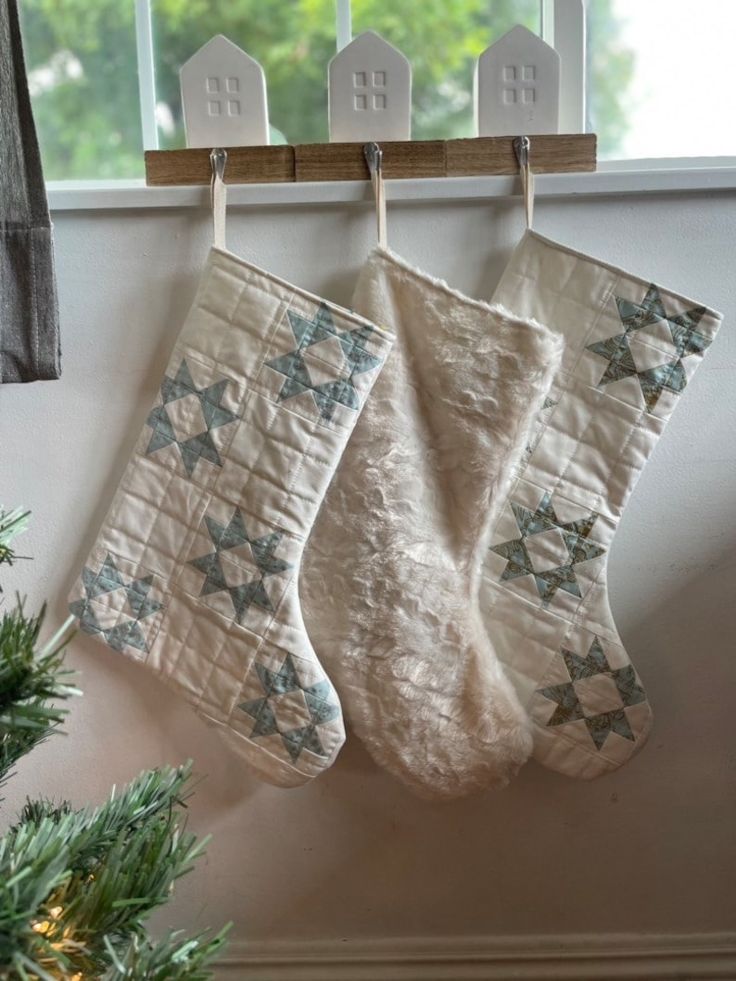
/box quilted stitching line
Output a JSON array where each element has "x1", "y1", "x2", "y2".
[
  {"x1": 509, "y1": 265, "x2": 669, "y2": 524},
  {"x1": 138, "y1": 467, "x2": 212, "y2": 684},
  {"x1": 149, "y1": 283, "x2": 271, "y2": 692},
  {"x1": 147, "y1": 598, "x2": 268, "y2": 737},
  {"x1": 100, "y1": 464, "x2": 210, "y2": 604},
  {"x1": 193, "y1": 596, "x2": 271, "y2": 719},
  {"x1": 550, "y1": 269, "x2": 716, "y2": 512},
  {"x1": 489, "y1": 265, "x2": 612, "y2": 528},
  {"x1": 210, "y1": 247, "x2": 387, "y2": 336},
  {"x1": 211, "y1": 411, "x2": 342, "y2": 527},
  {"x1": 526, "y1": 231, "x2": 722, "y2": 322},
  {"x1": 197, "y1": 295, "x2": 379, "y2": 420},
  {"x1": 204, "y1": 301, "x2": 304, "y2": 531},
  {"x1": 199, "y1": 269, "x2": 388, "y2": 427},
  {"x1": 187, "y1": 414, "x2": 293, "y2": 712},
  {"x1": 543, "y1": 275, "x2": 617, "y2": 501},
  {"x1": 220, "y1": 411, "x2": 327, "y2": 718},
  {"x1": 215, "y1": 404, "x2": 350, "y2": 767},
  {"x1": 92, "y1": 446, "x2": 188, "y2": 579},
  {"x1": 193, "y1": 351, "x2": 348, "y2": 732},
  {"x1": 187, "y1": 313, "x2": 353, "y2": 715},
  {"x1": 542, "y1": 272, "x2": 681, "y2": 533},
  {"x1": 191, "y1": 567, "x2": 298, "y2": 716},
  {"x1": 184, "y1": 577, "x2": 275, "y2": 722}
]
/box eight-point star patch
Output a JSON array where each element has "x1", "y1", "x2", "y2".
[
  {"x1": 239, "y1": 653, "x2": 341, "y2": 762},
  {"x1": 145, "y1": 358, "x2": 238, "y2": 476},
  {"x1": 188, "y1": 507, "x2": 292, "y2": 624},
  {"x1": 490, "y1": 491, "x2": 606, "y2": 605},
  {"x1": 69, "y1": 553, "x2": 163, "y2": 654},
  {"x1": 266, "y1": 303, "x2": 383, "y2": 421},
  {"x1": 536, "y1": 636, "x2": 647, "y2": 750},
  {"x1": 587, "y1": 283, "x2": 712, "y2": 413}
]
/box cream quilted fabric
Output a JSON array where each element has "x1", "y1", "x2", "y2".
[
  {"x1": 69, "y1": 246, "x2": 393, "y2": 787},
  {"x1": 481, "y1": 230, "x2": 723, "y2": 778}
]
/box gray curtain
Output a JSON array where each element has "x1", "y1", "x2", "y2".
[{"x1": 0, "y1": 0, "x2": 60, "y2": 382}]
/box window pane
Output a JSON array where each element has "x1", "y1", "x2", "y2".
[
  {"x1": 19, "y1": 1, "x2": 143, "y2": 179},
  {"x1": 588, "y1": 0, "x2": 736, "y2": 160},
  {"x1": 152, "y1": 1, "x2": 336, "y2": 147},
  {"x1": 153, "y1": 1, "x2": 541, "y2": 149},
  {"x1": 352, "y1": 0, "x2": 541, "y2": 140}
]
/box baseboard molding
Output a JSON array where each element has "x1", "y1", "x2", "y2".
[{"x1": 215, "y1": 932, "x2": 736, "y2": 980}]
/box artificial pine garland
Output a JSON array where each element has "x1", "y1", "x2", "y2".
[
  {"x1": 0, "y1": 511, "x2": 30, "y2": 579},
  {"x1": 0, "y1": 604, "x2": 79, "y2": 794},
  {"x1": 0, "y1": 509, "x2": 229, "y2": 979}
]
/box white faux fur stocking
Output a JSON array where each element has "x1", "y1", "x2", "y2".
[{"x1": 301, "y1": 247, "x2": 564, "y2": 800}]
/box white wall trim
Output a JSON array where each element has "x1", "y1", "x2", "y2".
[
  {"x1": 214, "y1": 932, "x2": 736, "y2": 980},
  {"x1": 46, "y1": 164, "x2": 736, "y2": 213}
]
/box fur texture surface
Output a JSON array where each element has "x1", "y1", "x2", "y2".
[{"x1": 301, "y1": 247, "x2": 564, "y2": 800}]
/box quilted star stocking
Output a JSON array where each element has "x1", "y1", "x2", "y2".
[
  {"x1": 301, "y1": 246, "x2": 563, "y2": 800},
  {"x1": 480, "y1": 229, "x2": 722, "y2": 778},
  {"x1": 69, "y1": 181, "x2": 393, "y2": 787}
]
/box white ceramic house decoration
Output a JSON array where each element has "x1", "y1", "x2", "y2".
[
  {"x1": 475, "y1": 25, "x2": 560, "y2": 136},
  {"x1": 328, "y1": 31, "x2": 411, "y2": 142},
  {"x1": 180, "y1": 34, "x2": 269, "y2": 148}
]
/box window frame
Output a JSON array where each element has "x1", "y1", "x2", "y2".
[{"x1": 43, "y1": 0, "x2": 736, "y2": 209}]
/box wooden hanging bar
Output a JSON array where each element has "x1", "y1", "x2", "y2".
[{"x1": 144, "y1": 134, "x2": 596, "y2": 186}]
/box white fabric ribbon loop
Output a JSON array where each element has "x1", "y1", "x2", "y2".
[
  {"x1": 364, "y1": 142, "x2": 387, "y2": 249},
  {"x1": 210, "y1": 147, "x2": 227, "y2": 250},
  {"x1": 513, "y1": 136, "x2": 534, "y2": 230},
  {"x1": 521, "y1": 161, "x2": 535, "y2": 229}
]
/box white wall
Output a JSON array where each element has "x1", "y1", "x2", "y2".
[{"x1": 1, "y1": 190, "x2": 735, "y2": 964}]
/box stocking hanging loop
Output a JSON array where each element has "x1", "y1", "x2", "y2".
[
  {"x1": 513, "y1": 135, "x2": 534, "y2": 230},
  {"x1": 363, "y1": 142, "x2": 387, "y2": 249},
  {"x1": 210, "y1": 147, "x2": 228, "y2": 250}
]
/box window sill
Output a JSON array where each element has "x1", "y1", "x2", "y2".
[{"x1": 46, "y1": 160, "x2": 736, "y2": 212}]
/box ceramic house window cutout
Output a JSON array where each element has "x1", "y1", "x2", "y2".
[
  {"x1": 180, "y1": 34, "x2": 269, "y2": 148},
  {"x1": 328, "y1": 31, "x2": 411, "y2": 142},
  {"x1": 475, "y1": 25, "x2": 560, "y2": 136}
]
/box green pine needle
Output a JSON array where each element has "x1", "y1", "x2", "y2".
[
  {"x1": 0, "y1": 509, "x2": 31, "y2": 575},
  {"x1": 0, "y1": 510, "x2": 228, "y2": 979},
  {"x1": 103, "y1": 926, "x2": 230, "y2": 980},
  {"x1": 0, "y1": 763, "x2": 228, "y2": 979},
  {"x1": 0, "y1": 602, "x2": 79, "y2": 792}
]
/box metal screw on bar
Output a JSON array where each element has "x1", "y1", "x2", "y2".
[
  {"x1": 363, "y1": 141, "x2": 383, "y2": 177},
  {"x1": 210, "y1": 146, "x2": 228, "y2": 182},
  {"x1": 513, "y1": 135, "x2": 530, "y2": 169}
]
